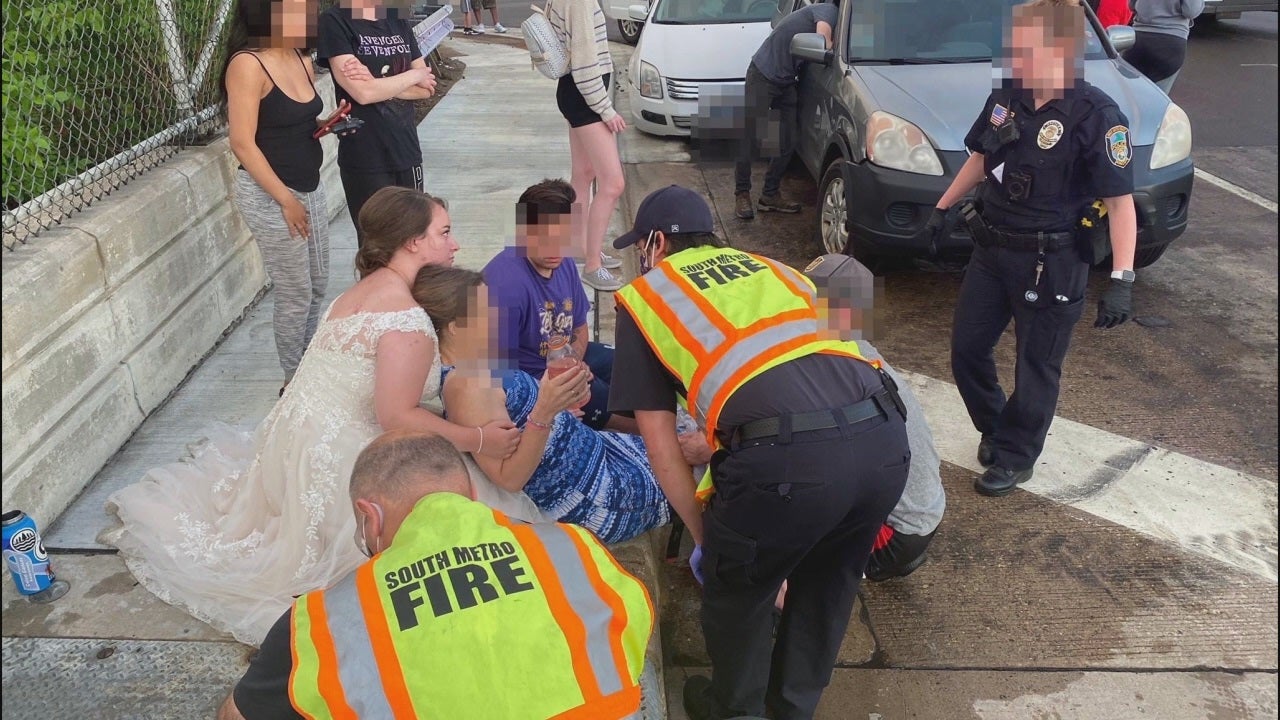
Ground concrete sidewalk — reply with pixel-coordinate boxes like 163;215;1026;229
2;38;660;718
4;36;1276;720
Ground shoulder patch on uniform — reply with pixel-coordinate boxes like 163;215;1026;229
1106;125;1131;168
990;104;1009;126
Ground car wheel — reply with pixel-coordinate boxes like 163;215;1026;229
817;160;850;255
618;19;643;44
1134;244;1169;269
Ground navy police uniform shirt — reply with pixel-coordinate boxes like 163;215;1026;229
963;82;1135;233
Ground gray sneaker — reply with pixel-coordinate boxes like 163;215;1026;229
600;252;623;269
582;267;623;292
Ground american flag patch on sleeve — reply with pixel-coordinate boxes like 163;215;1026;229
990;104;1009;126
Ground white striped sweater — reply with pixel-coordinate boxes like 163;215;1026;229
548;0;617;122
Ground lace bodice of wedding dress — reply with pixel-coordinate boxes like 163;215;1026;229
100;306;443;646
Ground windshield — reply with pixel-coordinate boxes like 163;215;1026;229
844;0;1107;63
652;0;777;25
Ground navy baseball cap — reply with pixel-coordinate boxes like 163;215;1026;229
612;185;715;250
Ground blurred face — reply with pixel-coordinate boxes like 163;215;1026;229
1008;16;1077;94
449;284;499;361
416;203;459;267
275;0;316;47
520;213;574;275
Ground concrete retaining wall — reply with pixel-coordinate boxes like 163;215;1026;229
1;74;347;529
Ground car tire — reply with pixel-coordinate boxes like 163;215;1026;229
618;19;643;44
817;159;851;255
1134;244;1169;269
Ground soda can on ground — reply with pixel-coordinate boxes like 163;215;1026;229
2;510;70;603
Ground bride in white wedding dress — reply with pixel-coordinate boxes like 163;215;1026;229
100;187;530;646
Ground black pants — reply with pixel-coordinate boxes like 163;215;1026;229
700;415;910;720
950;240;1088;471
1122;31;1188;85
735;64;797;198
339;165;424;247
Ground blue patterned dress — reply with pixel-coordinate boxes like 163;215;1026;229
443;367;671;544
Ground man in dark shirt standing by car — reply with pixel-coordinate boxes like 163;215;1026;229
735;1;837;220
919;0;1137;498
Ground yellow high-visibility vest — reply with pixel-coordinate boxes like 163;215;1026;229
615;246;879;500
288;493;654;720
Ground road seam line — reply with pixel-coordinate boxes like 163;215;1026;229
1194;167;1278;213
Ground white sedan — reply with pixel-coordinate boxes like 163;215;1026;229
625;0;777;137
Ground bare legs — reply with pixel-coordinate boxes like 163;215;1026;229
569;122;625;275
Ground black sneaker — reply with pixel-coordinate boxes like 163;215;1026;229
977;434;996;467
682;675;715;720
865;527;936;582
975;465;1033;497
757;193;802;213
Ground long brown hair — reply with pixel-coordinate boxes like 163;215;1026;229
354;187;449;278
411;265;485;336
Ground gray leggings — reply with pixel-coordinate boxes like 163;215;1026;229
233;170;330;381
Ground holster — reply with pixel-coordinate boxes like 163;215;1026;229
877;367;908;421
959;200;991;247
1076;199;1111;265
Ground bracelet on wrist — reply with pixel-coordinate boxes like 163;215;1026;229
475;426;484;455
526;417;552;431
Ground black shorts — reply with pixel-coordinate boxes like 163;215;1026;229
556;73;611;128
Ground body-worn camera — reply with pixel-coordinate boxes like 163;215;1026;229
1005;170;1032;202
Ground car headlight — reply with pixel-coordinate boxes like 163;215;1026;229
1150;101;1191;170
638;62;663;100
865;111;943;176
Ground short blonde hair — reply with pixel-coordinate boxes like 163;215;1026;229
1013;0;1086;46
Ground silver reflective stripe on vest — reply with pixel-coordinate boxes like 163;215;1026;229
696;317;819;424
641;269;726;352
768;260;817;301
526;523;625;697
323;572;396;718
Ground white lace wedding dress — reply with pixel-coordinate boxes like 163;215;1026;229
100;305;543;646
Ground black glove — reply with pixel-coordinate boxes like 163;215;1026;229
1095;278;1133;329
918;207;947;256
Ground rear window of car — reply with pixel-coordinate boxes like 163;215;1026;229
843;0;1107;63
653;0;778;24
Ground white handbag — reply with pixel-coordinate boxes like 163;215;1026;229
521;3;571;79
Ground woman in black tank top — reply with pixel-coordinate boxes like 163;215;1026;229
220;0;347;389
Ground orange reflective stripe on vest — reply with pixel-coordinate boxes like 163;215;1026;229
288;494;652;720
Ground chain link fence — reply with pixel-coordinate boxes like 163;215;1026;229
2;0;234;249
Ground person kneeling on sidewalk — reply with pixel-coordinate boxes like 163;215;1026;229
217;430;653;720
804;253;946;581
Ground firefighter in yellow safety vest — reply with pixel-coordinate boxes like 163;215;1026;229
606;186;912;720
217;430;654;720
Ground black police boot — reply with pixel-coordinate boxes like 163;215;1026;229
865;527;936;582
975;465;1033;497
977;434;996;467
682;675;716;720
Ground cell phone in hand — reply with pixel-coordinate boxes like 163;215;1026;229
325;116;364;137
313;101;355;139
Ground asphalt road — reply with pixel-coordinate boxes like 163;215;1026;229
672;12;1280;479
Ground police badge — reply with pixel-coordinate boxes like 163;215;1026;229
1037;120;1064;149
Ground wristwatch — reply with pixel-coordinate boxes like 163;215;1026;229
1110;269;1136;283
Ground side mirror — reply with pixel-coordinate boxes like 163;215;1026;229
1107;25;1136;53
791;32;832;65
628;4;649;21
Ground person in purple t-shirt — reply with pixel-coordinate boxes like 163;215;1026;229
483;179;638;433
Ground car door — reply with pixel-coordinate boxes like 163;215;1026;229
793;0;839;177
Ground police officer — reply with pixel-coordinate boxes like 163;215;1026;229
919;0;1137;498
608;185;910;720
217;431;653;720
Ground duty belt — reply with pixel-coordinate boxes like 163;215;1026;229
730;390;898;447
983;227;1076;252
